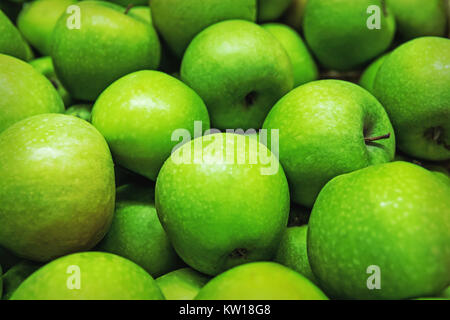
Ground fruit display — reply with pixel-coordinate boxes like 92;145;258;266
0;0;449;304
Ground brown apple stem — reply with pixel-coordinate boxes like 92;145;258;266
364;133;391;142
124;4;134;15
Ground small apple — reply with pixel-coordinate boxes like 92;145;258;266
359;53;389;94
373;37;450;161
257;0;292;22
0;9;33;61
97;183;183;278
91;70;210;180
263;80;395;207
65;104;93;122
308;161;450;299
0;54;64;134
10;252;164;300
51;0;161;101
150;0;256;57
1;260;41;300
195;262;328;300
156;133;290;275
181;20;293;130
0;114;115;262
156;268;210;300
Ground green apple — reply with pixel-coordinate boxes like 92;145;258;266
91;70;210;180
441;286;450;298
262;23;318;87
29;56;72;106
386;0;447;40
257;0;292;22
97;183;183;278
303;0;396;71
10;252;164;300
156;133;290;275
1;260;41;300
308;161;450;300
195;262;328;300
0;114;115;262
150;0;256;58
65;104;93;122
128;5;151;23
51;0;161;101
263;80;395;207
359;53;389;94
0;54;64;134
181;20;293;130
0;9;33;61
282;0;308;31
275;225;317;284
156;268;210;300
17;0;78;56
373;37;450;161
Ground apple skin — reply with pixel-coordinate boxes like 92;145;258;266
97;183;184;278
308;161;450;300
0;9;33;61
0;54;64;134
91;70;210;180
373;37;450;161
17;0;78;56
303;0;396;71
29;56;72;107
257;0;292;22
1;260;41;300
0;114;115;262
181;20;293;130
262;23;318;87
10;252;164;300
359;53;389;94
195;262;328;300
150;0;256;58
65;104;93;122
263;80;395;207
386;0;447;40
156;268;210;300
51;0;161;101
155;133;290;276
275;225;317;284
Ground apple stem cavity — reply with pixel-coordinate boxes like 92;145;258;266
364;133;391;143
124;4;134;15
230;248;248;259
244;91;258;108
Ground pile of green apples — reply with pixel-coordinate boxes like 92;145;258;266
0;0;449;301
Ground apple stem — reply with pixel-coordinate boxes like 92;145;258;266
124;4;134;15
364;133;391;143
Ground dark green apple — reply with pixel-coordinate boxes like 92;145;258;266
308;161;450;299
65;104;93;122
0;54;64;134
181;20;293;130
10;252;164;300
359;53;389;94
51;0;161;101
91;70;210;180
156;268;210;300
0;9;33;61
1;260;40;300
0;114;115;262
150;0;256;57
373;37;450;161
257;0;291;22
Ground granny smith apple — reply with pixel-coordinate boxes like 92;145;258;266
263;80;395;207
0;9;33;61
128;5;151;23
97;183;183;278
1;260;40;300
386;0;447;40
275;225;317;284
91;70;210;180
195;262;328;300
10;252;164;300
17;0;78;56
150;0;256;57
257;0;292;22
65;104;93;122
156;133;290;275
51;0;161;101
29;56;72;106
373;37;450;161
262;23;318;87
308;161;450;299
156;268;210;300
282;0;308;31
0;54;64;133
0;114;115;262
359;53;389;94
303;0;396;71
181;20;293;130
